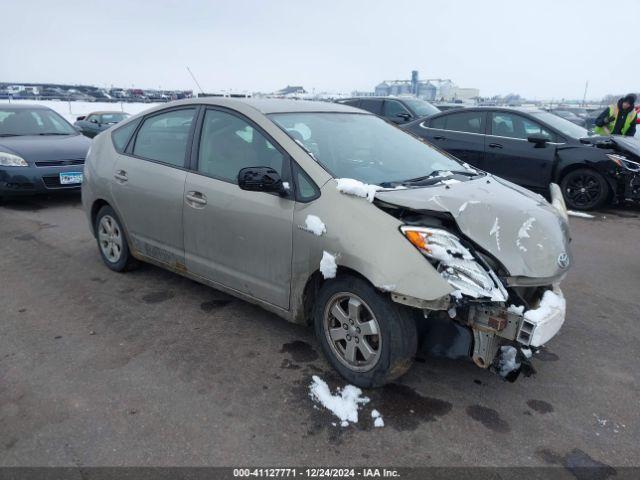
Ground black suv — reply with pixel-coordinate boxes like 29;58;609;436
336;97;440;125
403;106;640;210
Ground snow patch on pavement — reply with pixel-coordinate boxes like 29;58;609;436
304;215;326;236
498;346;521;377
320;251;337;279
568;210;595;219
309;376;370;427
371;409;384;428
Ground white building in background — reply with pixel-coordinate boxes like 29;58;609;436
372;71;479;102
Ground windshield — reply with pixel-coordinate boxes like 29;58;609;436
270;113;468;185
531;111;590;138
0;108;77;136
100;113;129;123
402;99;440;117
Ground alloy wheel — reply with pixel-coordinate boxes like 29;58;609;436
323;292;382;372
564;173;602;209
98;215;123;263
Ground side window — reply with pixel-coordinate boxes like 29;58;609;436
383;100;410;118
197;109;286;183
429;115;446;129
132;108;195;166
442;111;483;134
522;118;556;141
359;99;382;115
112;119;141;153
491;113;555;141
292;162;320;202
86;114;98;123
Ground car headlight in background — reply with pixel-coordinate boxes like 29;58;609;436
0;152;28;167
607;154;640;172
400;226;508;302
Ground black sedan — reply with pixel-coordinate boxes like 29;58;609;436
336;96;440;125
0;104;91;200
74;111;129;138
403;106;640;210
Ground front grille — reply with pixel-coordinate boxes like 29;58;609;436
42;176;80;189
35;159;84;167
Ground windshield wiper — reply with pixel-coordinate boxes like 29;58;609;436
37;132;72;136
0;133;23;137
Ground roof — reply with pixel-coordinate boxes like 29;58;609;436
159;97;365;115
0;103;51;110
439;106;545;114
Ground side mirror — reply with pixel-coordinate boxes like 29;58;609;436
527;133;550;147
76;116;86;121
238;166;286;195
394;112;412;123
90;118;99;124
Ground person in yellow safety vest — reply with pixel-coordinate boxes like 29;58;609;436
593;93;637;136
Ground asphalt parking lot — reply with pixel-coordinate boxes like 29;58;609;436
1;194;638;472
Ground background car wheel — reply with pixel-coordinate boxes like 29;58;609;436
313;275;417;388
560;168;609;211
94;205;138;272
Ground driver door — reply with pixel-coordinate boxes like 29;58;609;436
183;108;294;308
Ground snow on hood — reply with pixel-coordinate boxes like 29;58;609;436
610;135;640;158
376;176;571;279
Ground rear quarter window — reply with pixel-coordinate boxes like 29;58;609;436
112;118;141;153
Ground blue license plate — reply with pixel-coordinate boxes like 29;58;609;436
59;172;83;185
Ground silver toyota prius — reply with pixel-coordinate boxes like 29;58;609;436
82;98;572;387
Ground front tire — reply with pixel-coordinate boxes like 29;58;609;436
560;168;610;210
313;275;417;388
94;205;138;272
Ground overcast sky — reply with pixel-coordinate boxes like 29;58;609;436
3;0;639;99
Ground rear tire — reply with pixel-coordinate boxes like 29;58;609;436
94;205;138;272
313;275;417;388
560;168;610;211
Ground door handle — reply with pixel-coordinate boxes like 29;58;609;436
185;191;207;207
433;135;447;140
114;170;128;182
488;143;503;149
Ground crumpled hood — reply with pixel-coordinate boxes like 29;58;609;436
610;136;640;159
376;176;572;280
0;134;91;162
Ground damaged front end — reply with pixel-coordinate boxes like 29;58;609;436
375;179;572;379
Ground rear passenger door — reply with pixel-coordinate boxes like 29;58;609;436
182;108;294;309
111;107;197;267
418;110;486;167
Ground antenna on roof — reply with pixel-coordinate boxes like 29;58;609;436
186;66;205;95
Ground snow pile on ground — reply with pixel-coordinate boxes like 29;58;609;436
304;214;326;236
309;376;370;427
0;99;160;124
371;409;384;428
498;346;521;377
320;251;337;279
336;178;382;202
568;210;595;219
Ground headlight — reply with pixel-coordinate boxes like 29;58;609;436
401;226;508;302
0;152;28;167
607;154;640;172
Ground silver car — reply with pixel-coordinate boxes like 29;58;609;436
82;98;572;387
